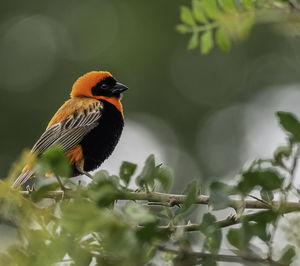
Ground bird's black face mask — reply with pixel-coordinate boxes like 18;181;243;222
92;77;128;98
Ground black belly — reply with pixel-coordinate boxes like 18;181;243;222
80;99;124;172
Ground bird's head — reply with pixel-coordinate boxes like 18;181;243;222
70;71;128;99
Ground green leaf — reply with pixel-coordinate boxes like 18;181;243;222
155;166;173;192
209;182;236;210
227;227;251;250
176;24;190;34
238;170;283;194
241;211;278;243
34;145;71;177
219;0;237;12
88;170;122;207
136;155;156;188
188;31;199;50
180;6;196;26
277;112;300;142
249;222;270;242
202;0;220;19
260;189;274;203
216;28;231;52
242;0;254;10
240;14;254;35
202;256;217;266
280;245;296;264
181;179;200;213
31;182;60;202
125;202;157;225
227;228;242;249
119;161;137;186
273;146;292;165
199;213;222;252
192;0;207;23
250;210;278;224
201;30;214;54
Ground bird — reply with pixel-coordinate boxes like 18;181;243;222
12;71;128;188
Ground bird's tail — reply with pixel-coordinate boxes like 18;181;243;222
12;170;34;188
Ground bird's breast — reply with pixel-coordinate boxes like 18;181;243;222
80;99;124;172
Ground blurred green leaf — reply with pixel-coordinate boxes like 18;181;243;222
201;30;214;54
273;146;292;165
260;188;274;203
277;112;300;142
188;31;199;50
249;222;270;242
227;229;239;248
202;256;217;266
209;182;236;210
202;0;220;19
180;6;196;26
88;170;122;207
181;179;200;213
176;24;190;34
119;161;137;186
280;245;296;264
199;213;222;252
250;209;278;224
125;202;157;225
239;14;254;35
219;0;237;12
30;182;60;202
228;209;279;250
34;145;71;177
216;28;231;52
238;170;283;194
242;0;254;10
155;166;173;192
227;228;247;250
136;155;156;188
192;0;207;23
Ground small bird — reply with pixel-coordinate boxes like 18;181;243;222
12;71;128;188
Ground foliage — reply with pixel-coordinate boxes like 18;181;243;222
177;0;300;54
2;111;300;265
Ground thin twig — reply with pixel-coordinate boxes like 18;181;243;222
247;194;272;208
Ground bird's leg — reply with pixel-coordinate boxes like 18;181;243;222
75;164;93;179
55;175;69;191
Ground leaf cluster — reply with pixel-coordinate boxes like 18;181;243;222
177;0;294;54
1;111;300;265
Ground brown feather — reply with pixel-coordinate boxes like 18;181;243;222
47;97;101;129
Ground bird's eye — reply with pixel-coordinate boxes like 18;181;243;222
101;83;109;89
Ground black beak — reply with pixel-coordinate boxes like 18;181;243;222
112;82;128;93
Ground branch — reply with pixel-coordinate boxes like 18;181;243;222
19;190;300;231
154;209;285;232
20;190;300;212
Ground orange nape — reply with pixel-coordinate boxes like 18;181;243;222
71;71;112;98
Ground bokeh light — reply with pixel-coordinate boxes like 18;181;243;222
0;15;58;91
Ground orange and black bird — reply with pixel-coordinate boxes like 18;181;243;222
12;71;128;188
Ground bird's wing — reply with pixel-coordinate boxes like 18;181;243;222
12;98;102;188
31;107;101;154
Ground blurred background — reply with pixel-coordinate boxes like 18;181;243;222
3;1;300;264
1;0;300;193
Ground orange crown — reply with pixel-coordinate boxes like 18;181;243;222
70;71;112;98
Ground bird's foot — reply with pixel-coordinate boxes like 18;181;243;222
75;165;93;179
